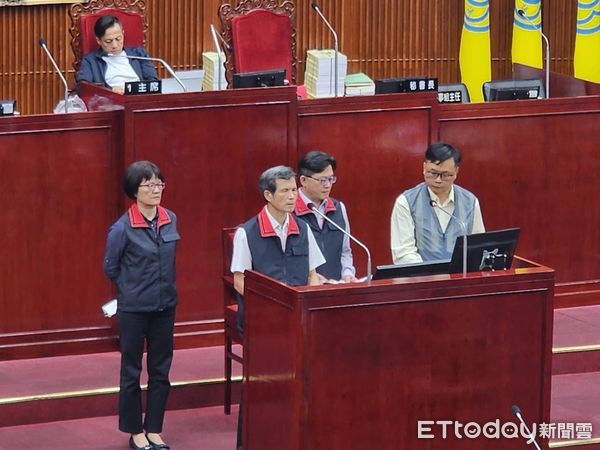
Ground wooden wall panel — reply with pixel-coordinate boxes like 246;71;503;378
0;1;582;112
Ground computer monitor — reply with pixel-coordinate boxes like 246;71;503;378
232;69;286;89
482;79;545;101
448;227;521;273
372;259;450;280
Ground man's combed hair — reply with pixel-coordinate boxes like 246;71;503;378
94;14;122;39
259;165;296;194
123;160;164;199
425;142;462;166
298;150;337;176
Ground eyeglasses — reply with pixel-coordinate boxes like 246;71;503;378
308;175;337;187
139;182;166;191
424;170;456;181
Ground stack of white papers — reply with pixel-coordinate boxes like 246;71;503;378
202;52;227;91
304;49;347;98
345;72;375;96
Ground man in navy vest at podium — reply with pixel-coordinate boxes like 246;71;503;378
231;165;325;333
294;150;357;283
230;165;324;450
390;142;485;264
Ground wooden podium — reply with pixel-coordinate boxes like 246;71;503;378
242;257;554;450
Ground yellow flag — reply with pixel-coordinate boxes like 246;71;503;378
512;0;543;68
574;0;600;83
459;0;492;102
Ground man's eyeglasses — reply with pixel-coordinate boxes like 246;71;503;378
424;170;455;181
139;182;166;191
308;175;337;187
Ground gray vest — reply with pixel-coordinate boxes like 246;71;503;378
404;182;476;261
294;198;345;280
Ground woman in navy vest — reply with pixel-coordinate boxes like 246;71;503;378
104;161;179;450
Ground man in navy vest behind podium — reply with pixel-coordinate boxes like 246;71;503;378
390;142;485;264
230;165;324;450
294;150;357;282
231;165;325;334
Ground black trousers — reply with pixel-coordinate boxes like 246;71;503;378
117;307;176;434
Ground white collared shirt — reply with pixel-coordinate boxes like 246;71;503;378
231;206;325;275
103;50;140;89
390;185;485;265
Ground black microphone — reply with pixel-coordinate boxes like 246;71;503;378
511;404;543;450
517;9;550;98
106;53;187;92
39;37;70;113
310;0;341;97
430;199;468;276
307;202;371;281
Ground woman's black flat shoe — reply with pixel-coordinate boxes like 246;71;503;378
129;436;153;450
146;435;170;450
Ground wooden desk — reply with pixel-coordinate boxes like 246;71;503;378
243;258;554;450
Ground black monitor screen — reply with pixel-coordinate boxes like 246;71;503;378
483;79;545;101
372;259;450;280
448;227;521;274
489;86;539;101
232;69;286;89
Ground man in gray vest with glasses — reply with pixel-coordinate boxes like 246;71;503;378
390;142;485;265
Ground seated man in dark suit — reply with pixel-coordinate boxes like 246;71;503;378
77;14;158;94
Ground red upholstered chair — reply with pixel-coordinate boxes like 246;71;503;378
218;0;297;87
69;0;148;73
223;227;242;415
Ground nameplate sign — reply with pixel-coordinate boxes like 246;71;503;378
124;80;162;95
438;90;464;103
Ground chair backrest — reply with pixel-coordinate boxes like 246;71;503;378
69;0;148;73
222;227;238;306
222;227;237;277
218;0;297;87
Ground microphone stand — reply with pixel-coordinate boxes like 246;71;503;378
518;9;550;98
511;405;543;450
309;204;371;281
311;1;340;97
430;200;468;277
39;38;69;113
108;53;187;92
210;24;226;91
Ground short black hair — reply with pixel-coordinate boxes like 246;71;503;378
298;150;337;176
94;14;122;39
424;142;462;166
123;160;164;199
259;166;296;195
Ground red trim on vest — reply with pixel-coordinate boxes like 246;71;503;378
257;207;300;238
294;195;337;216
128;204;172;231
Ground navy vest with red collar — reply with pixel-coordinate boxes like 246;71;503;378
294;196;345;280
242;208;310;286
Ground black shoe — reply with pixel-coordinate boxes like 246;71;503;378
129;436;153;450
146;434;170;450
